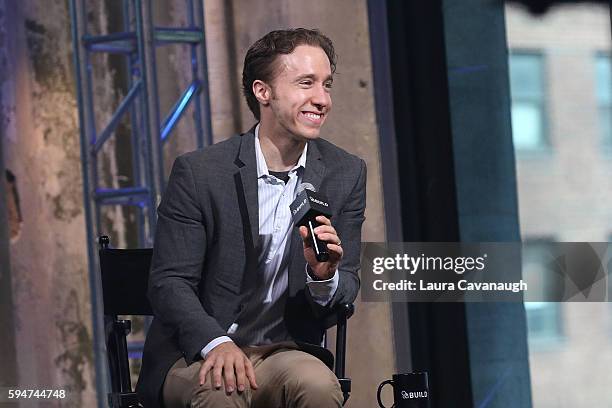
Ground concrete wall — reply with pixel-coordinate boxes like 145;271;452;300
0;86;19;402
0;0;97;405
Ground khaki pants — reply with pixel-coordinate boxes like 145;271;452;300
162;342;343;408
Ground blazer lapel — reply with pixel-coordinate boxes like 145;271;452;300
289;140;326;296
235;128;259;259
301;140;326;193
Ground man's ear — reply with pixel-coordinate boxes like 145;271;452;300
253;80;272;106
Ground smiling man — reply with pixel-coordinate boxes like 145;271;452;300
136;29;367;408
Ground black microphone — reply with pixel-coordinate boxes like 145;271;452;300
290;183;332;262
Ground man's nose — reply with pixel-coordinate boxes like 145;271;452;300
310;84;331;109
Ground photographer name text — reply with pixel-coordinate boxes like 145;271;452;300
373;279;528;293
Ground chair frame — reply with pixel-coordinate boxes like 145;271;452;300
98;235;353;407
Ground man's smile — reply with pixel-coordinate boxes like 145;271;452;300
300;111;325;125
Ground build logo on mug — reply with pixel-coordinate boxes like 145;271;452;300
377;372;430;408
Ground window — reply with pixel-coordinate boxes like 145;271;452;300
523;239;564;346
595;54;611;147
509;52;548;150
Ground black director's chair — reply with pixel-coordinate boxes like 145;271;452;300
98;235;354;407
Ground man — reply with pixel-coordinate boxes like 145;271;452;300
136;28;367;407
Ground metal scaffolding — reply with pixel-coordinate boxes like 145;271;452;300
70;1;213;406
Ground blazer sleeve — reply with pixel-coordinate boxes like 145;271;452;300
306;158;366;322
147;156;227;364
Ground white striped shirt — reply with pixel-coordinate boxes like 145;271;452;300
201;125;338;356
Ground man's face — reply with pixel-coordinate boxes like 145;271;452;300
263;45;333;141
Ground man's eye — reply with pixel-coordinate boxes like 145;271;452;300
325;82;333;89
300;81;313;86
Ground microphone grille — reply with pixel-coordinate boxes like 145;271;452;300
297;182;316;194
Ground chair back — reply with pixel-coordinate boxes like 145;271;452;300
98;236;152;407
99;246;154;316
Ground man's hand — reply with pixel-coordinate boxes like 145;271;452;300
299;215;343;280
198;342;258;394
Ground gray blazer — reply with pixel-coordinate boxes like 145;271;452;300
135;127;366;407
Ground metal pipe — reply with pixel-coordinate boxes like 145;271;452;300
95;187;149;200
69;1;109;406
135;0;159;239
161;81;201;143
89;42;136;55
123;0;147;248
83;31;136;45
92;81;142;154
143;0;165;196
335;311;347;378
195;0;213;147
188;0;204;149
154;27;203;43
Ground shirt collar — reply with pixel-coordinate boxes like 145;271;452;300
254;123;308;179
